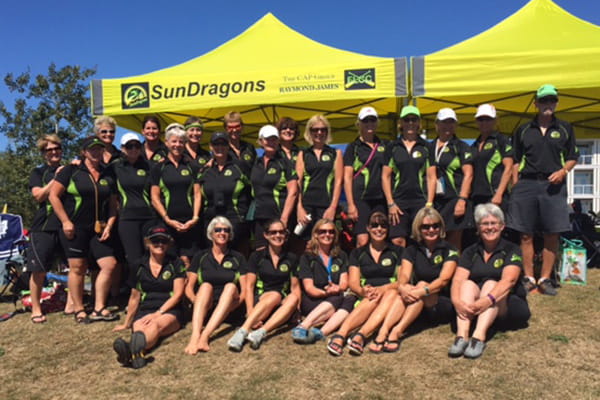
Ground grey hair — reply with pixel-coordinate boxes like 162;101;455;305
94;115;117;133
165;123;187;142
206;216;234;242
474;203;505;226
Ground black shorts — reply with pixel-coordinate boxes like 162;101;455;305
355;199;387;235
507;179;571;233
300;293;356;316
58;227;116;260
25;231;62;273
135;306;185;327
389;201;425;239
435;197;474;232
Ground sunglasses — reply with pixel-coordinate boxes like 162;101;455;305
214;227;231;233
124;142;142;150
317;229;336;235
150;237;170;245
45;146;62;153
100;129;116;134
369;222;388;229
310;127;328;134
476;117;494;122
267;229;287;235
361;116;378;123
538;97;558;104
402;117;419;123
420;223;441;231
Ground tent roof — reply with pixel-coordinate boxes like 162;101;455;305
91;13;406;143
411;0;600;138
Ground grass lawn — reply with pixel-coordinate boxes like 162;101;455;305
1;270;599;400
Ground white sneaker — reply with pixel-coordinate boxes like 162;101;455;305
247;328;267;350
227;328;248;352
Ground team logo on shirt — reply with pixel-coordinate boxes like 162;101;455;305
510;253;522;263
464;152;472;159
99;179;109;186
412;151;422;159
267;167;277;175
434;255;443;265
162;270;172;280
279;264;289;272
381;258;392;267
224;169;233;176
331;264;340;273
443;147;451;153
153;154;163;162
377;146;385;152
484;143;494;150
448;250;459;258
223;261;233;269
243;154;252;161
181;169;190;176
199;158;207;165
550;131;562;139
322;154;331;162
137;169;146;176
493;259;504;268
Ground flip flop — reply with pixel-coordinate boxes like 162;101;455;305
74;310;90;324
347;332;366;356
327;334;345;356
368;339;385;354
31;314;47;324
383;339;401;353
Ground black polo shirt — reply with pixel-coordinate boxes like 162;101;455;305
54;163;114;228
459;238;523;285
150;157;199;222
301;145;338;209
143;141;169;165
431;136;473;200
343;136;387;201
184;146;212;170
128;254;186;312
385;136;431;204
107;157;154;220
251;153;297;220
244;248;299;295
513;117;579;176
198;157;252;221
298;251;348;289
229;140;256;171
348;243;402;287
279;144;302;167
403;240;459;283
189;248;246;287
470;132;513;198
29;164;61;232
102;144;122;167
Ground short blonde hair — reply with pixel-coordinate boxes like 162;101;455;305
304;114;332;145
36;134;61;153
411;207;446;242
223;111;243;127
94;116;117;133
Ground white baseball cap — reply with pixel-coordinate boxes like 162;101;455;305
475;104;497;119
436;108;457;122
358;106;378;121
258;124;279;139
120;132;143;146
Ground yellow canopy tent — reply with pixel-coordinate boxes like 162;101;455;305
91;13;407;143
410;0;600;138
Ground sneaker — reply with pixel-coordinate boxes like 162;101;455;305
538;279;558;296
247;328;267;350
113;337;131;366
309;327;325;342
227;328;248;352
522;276;537;292
130;331;147;369
464;338;487;359
448;336;468;358
291;326;309;343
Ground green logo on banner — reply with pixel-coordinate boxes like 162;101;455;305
344;69;376;90
121;82;150;109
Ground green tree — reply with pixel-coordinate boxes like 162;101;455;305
0;63;96;226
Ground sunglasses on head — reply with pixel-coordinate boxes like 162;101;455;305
214;227;231;233
420;223;441;231
310;127;328;134
124;142;142;150
267;229;287;235
317;229;335;235
100;129;115;134
150;237;170;245
369;222;388;229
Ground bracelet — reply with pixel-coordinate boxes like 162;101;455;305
192;215;199;221
458;196;467;201
158;309;165;314
425;202;433;207
487;293;496;306
423;286;430;296
563;168;569;175
387;203;396;209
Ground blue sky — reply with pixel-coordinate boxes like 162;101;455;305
1;0;598;149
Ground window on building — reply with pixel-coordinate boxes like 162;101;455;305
573;170;593;195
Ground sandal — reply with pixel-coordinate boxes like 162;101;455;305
31;314;47;324
368;339;385;354
383;339;401;353
89;307;120;322
327;334;346;356
347;332;366;356
74;310;90;324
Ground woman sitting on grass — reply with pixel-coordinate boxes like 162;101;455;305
112;225;185;369
326;212;402;356
369;207;458;353
291;219;354;344
449;203;530;359
227;219;301;351
184;216;246;354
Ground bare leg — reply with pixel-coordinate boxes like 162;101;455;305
67;258;87;312
520;233;535;279
262;293;300;333
241;291;282;331
372;295;406;344
29;272;46;318
198;283;240;352
541;233;559;280
456;280;479;339
299;301;335;329
134;314;180;349
184;283;213;355
472;281;502;341
359;290;399;338
94;256;117;313
320;309;350;336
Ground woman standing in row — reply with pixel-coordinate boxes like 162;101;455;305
141;116;168;164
